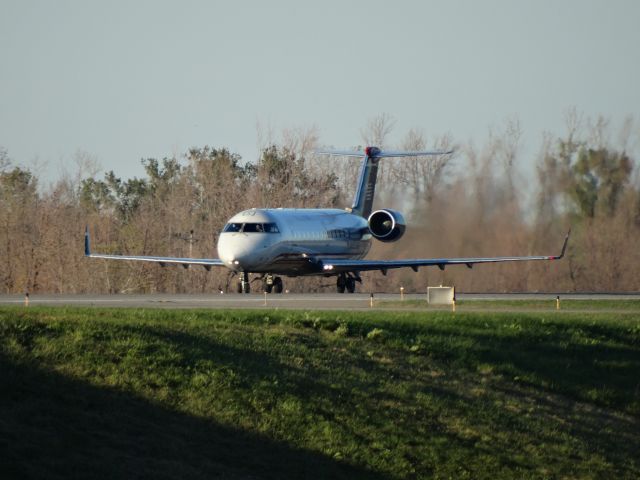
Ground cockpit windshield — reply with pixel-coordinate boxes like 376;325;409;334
223;223;242;233
242;223;264;233
223;222;280;233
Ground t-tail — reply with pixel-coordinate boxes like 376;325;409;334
316;146;453;217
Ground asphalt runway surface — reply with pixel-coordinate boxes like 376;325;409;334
1;293;638;310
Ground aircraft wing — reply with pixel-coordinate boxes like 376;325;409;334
84;228;225;270
320;231;570;274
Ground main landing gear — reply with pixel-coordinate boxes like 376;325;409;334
336;273;358;294
262;274;283;294
236;273;284;294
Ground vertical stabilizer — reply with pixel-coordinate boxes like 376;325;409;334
351;147;381;218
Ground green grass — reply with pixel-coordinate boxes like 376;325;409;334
380;298;640;311
1;307;639;479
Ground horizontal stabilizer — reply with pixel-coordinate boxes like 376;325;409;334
316;146;453;217
372;149;454;157
316;147;453;158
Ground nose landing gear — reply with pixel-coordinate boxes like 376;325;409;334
237;272;251;294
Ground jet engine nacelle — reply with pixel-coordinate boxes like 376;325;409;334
368;209;406;242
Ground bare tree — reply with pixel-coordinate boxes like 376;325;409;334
0;147;10;172
360;113;396;147
1;113;638;295
392;129;456;207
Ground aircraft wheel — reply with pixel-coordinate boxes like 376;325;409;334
346;277;356;293
238;273;251;294
273;277;283;293
337;274;346;294
263;282;273;294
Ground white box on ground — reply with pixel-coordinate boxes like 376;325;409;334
427;286;455;305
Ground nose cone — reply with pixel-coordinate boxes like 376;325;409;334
217;233;259;270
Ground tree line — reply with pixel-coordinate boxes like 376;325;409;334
1;113;639;294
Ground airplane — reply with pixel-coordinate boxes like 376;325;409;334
85;146;570;294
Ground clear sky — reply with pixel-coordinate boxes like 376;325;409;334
1;0;639;182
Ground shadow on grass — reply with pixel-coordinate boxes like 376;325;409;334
401;317;640;413
106;321;640;478
0;351;386;480
2;311;639;479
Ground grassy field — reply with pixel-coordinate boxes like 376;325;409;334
379;298;640;312
1;307;639;479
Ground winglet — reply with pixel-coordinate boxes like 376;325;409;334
556;229;571;259
84;226;91;256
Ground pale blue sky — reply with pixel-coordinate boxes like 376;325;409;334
1;0;639;181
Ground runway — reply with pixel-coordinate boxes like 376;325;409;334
1;292;638;310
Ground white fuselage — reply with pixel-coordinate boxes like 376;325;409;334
217;208;371;275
